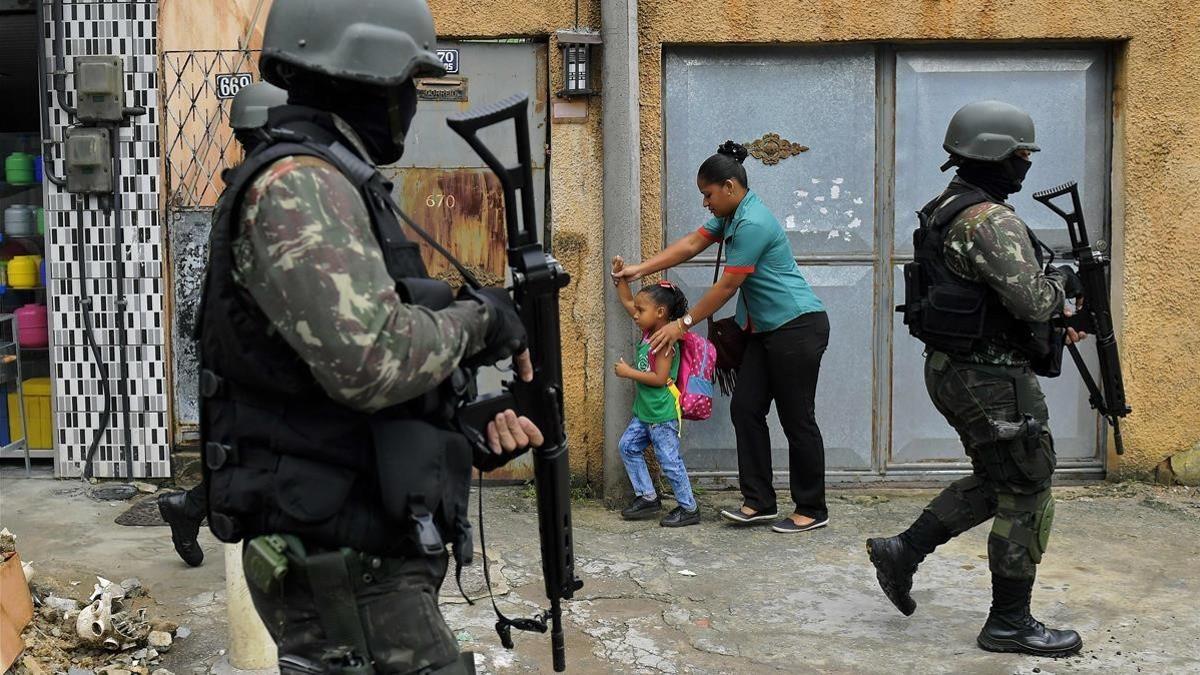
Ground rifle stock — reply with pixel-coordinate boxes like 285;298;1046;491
1033;181;1132;454
448;94;582;672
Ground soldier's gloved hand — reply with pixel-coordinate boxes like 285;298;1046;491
1050;265;1085;300
460;286;527;369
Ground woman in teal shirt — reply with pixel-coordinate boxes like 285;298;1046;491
614;141;831;534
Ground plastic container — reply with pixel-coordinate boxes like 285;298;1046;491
0;260;7;295
36;207;44;236
8;256;39;288
40;259;46;287
16;304;48;348
3;205;36;236
33;156;43;183
8;377;53;449
4;152;34;185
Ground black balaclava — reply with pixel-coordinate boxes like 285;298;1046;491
956;155;1033;201
289;79;419;165
234;129;266;154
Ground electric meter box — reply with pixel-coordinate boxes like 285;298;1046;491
64;127;113;194
74;55;124;122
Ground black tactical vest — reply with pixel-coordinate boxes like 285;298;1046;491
198;107;473;559
899;180;1053;364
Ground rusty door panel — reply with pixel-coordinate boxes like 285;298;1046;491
389;168;508;288
388;42;547;483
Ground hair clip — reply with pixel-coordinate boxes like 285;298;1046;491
658;280;675;288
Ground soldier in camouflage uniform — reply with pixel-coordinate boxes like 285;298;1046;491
158;81;289;569
196;1;540;673
868;101;1088;657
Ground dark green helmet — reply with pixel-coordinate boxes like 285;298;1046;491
943;100;1040;162
259;0;445;90
228;82;288;130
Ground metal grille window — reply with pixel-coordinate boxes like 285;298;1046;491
663;45;1113;480
161;50;260;209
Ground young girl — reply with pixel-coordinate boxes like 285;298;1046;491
611;256;700;527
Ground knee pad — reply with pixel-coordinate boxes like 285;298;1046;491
991;489;1053;565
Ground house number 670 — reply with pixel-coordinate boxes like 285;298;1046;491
425;194;456;208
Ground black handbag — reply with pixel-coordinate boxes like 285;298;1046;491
706;232;747;395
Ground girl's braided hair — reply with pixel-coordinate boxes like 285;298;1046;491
638;280;689;320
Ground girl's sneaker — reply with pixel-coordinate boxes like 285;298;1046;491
621;495;662;520
660;506;701;528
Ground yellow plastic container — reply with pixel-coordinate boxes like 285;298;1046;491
8;255;40;289
8;377;52;449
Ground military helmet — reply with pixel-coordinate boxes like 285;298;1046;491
228;82;288;130
259;0;445;90
943;100;1040;162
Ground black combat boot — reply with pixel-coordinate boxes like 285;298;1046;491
158;491;204;567
977;575;1083;657
866;511;950;616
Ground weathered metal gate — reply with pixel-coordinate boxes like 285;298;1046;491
384;40;548;287
663;45;1111;481
385;40;549;479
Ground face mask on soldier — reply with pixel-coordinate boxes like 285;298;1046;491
290;80;419;165
957;154;1033;200
343;82;419;165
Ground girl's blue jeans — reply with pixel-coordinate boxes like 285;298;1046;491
618;417;697;511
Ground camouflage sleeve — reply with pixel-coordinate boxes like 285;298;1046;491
232;155;490;413
958;205;1066;322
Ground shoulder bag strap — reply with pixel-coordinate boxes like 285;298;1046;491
708;218;747;321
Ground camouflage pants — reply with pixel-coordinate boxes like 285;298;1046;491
247;550;471;674
922;351;1057;580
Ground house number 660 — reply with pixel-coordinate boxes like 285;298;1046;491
425;194;456;208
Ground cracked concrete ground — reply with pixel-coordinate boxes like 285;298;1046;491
2;466;1198;674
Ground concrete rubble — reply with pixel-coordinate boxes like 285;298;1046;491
9;570;177;675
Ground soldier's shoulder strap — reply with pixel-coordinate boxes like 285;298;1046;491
928;186;998;231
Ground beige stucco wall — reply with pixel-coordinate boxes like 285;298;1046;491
160;0;270;51
635;0;1200;478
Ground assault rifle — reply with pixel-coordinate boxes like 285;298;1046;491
448;94;583;672
1033;182;1132;454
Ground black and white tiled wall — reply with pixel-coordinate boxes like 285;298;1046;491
43;0;169;478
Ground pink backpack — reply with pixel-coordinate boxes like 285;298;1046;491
675;332;717;421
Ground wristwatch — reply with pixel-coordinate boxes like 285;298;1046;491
681;314;694;330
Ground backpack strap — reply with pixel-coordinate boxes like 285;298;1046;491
666;378;683;435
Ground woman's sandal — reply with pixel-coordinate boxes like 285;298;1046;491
770;516;830;533
719;507;779;524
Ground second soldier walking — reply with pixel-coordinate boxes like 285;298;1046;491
872;100;1088;658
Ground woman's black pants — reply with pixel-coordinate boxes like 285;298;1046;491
731;311;830;521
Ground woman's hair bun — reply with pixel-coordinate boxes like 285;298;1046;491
717;140;749;165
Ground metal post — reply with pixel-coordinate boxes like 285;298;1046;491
600;0;641;506
222;544;277;673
